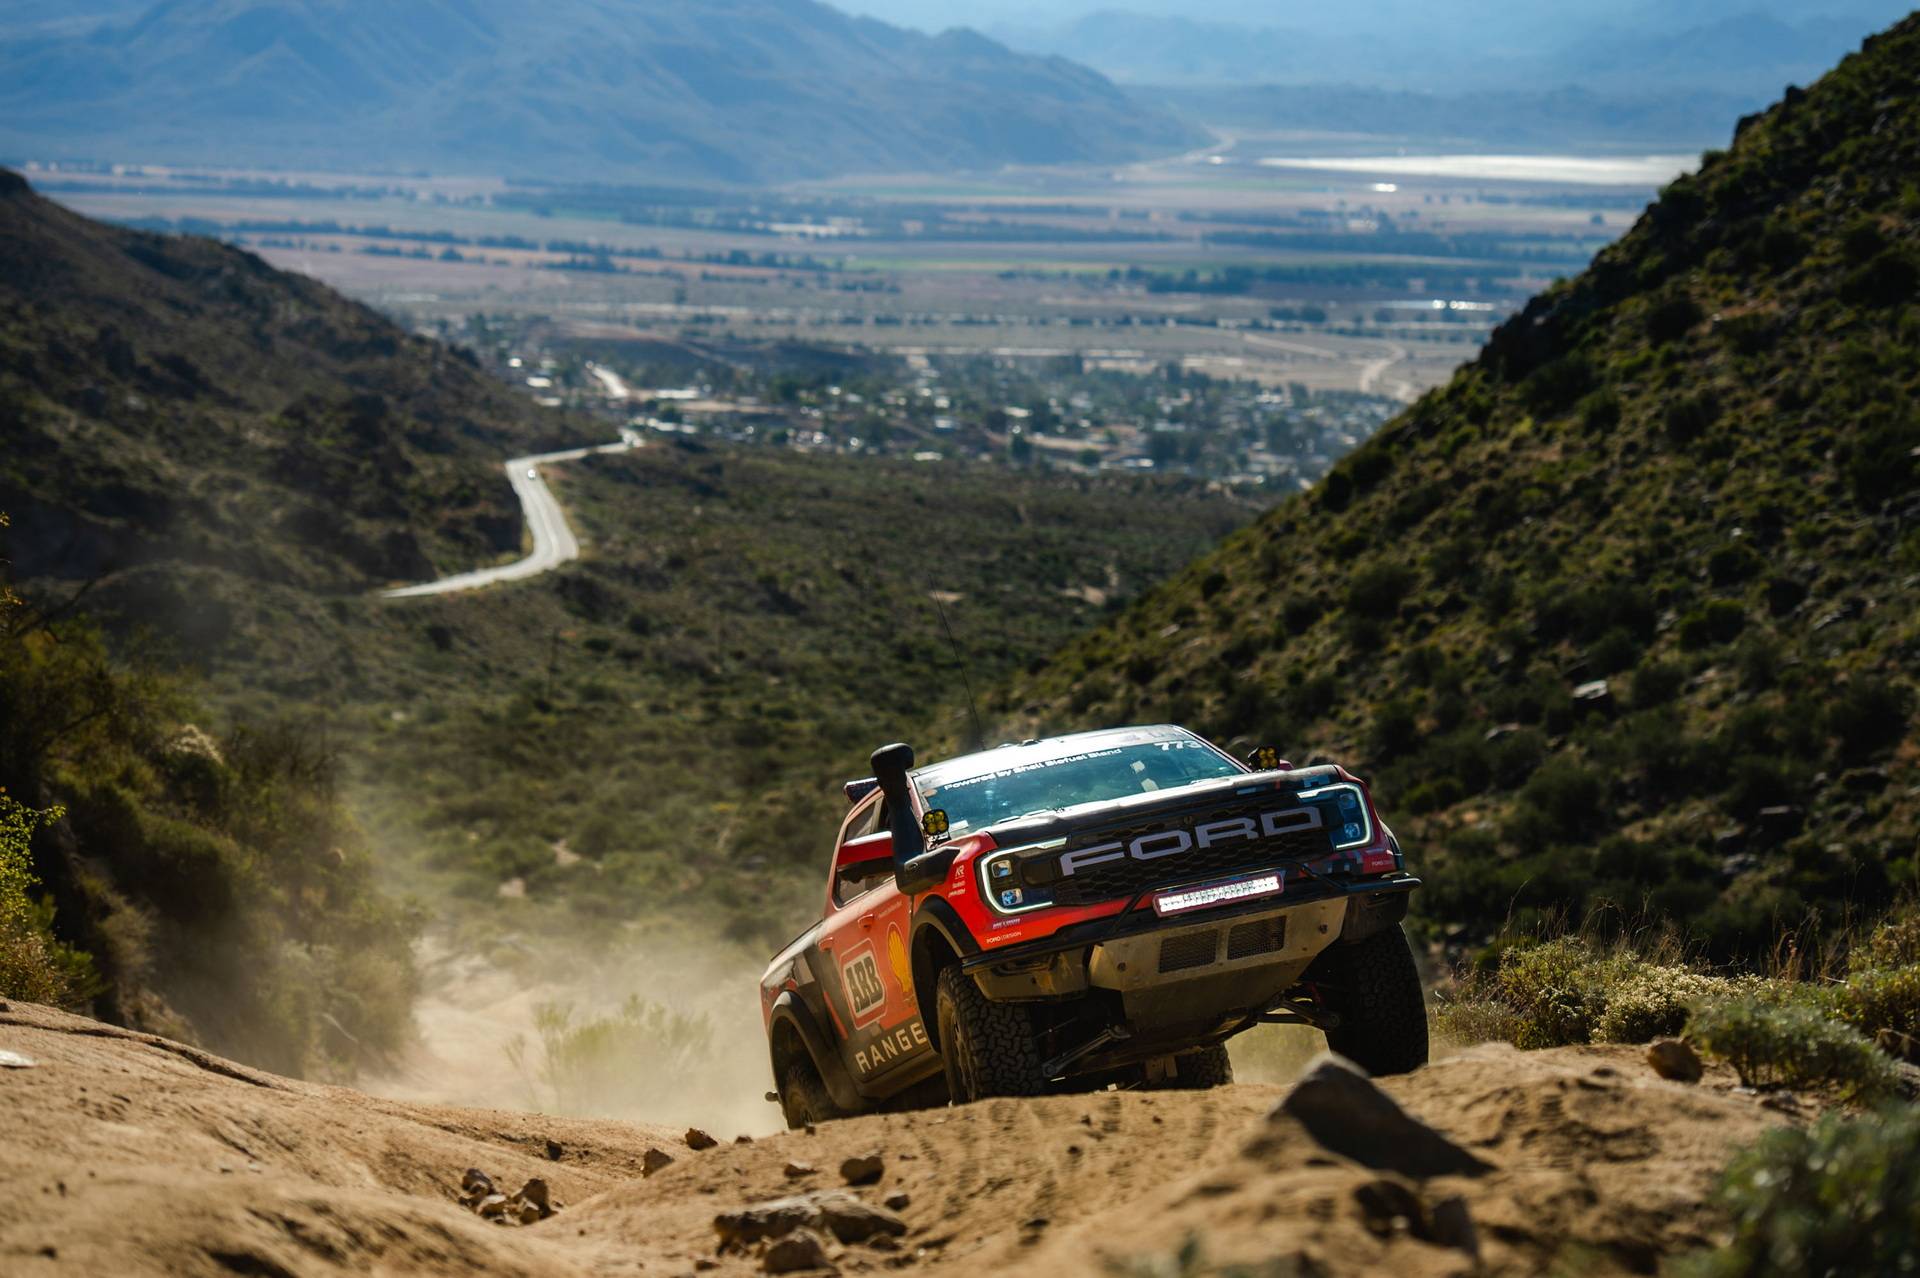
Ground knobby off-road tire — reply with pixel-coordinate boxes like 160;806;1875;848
779;1057;842;1130
935;965;1048;1103
1321;923;1429;1076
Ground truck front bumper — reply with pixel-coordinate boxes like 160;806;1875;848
962;873;1417;1055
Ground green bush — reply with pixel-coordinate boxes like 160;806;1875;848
1858;909;1920;969
1345;559;1415;620
1479;936;1740;1048
1676;1108;1920;1278
1825;676;1914;759
1490;938;1633;1048
1592;965;1738;1044
1831;966;1920;1063
1688;995;1899;1100
0;795;93;1005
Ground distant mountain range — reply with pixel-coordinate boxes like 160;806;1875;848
992;4;1916;97
0;0;1201;184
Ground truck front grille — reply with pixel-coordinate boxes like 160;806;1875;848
1050;819;1332;908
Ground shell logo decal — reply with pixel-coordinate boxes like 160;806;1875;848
887;924;912;996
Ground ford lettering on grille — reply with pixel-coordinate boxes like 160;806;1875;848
1058;805;1324;877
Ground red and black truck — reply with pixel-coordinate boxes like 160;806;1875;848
759;724;1425;1126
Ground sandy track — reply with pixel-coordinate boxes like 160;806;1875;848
0;1002;1787;1277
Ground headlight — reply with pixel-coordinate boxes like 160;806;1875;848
1297;782;1374;850
978;839;1066;915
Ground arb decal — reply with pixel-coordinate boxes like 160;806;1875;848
840;944;886;1024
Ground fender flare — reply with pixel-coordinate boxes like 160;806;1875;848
767;990;864;1114
909;897;980;1050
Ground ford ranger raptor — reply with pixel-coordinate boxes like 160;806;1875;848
759;725;1425;1127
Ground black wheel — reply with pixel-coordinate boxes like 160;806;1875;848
934;965;1047;1103
1134;1043;1235;1090
778;1056;842;1130
1319;924;1429;1076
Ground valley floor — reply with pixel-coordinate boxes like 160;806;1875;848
0;1001;1786;1277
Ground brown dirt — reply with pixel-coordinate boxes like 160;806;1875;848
0;1002;1789;1277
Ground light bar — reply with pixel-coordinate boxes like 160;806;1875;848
1154;873;1283;917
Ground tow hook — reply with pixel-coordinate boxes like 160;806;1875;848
1042;1024;1132;1078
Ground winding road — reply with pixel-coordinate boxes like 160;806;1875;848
381;436;639;600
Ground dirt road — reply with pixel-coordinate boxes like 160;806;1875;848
0;1001;1785;1277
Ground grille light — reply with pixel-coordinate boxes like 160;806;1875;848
1154;873;1283;917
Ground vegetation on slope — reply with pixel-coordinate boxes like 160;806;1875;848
0;167;569;597
339;443;1256;941
996;18;1920;959
0;513;415;1076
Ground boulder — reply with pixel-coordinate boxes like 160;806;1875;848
517;1178;553;1217
686;1127;719;1151
1352;1178;1478;1257
1647;1039;1704;1083
763;1228;833;1274
715;1191;906;1252
1272;1054;1492;1179
783;1160;816;1179
643;1147;675;1176
839;1153;884;1186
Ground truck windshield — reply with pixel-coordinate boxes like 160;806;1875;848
916;737;1241;835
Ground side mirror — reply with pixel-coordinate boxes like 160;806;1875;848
832;830;896;905
835;829;894;873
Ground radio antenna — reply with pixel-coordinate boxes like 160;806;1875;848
934;594;986;751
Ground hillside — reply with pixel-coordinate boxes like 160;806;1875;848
996;18;1920;958
0;167;569;597
0;0;1201;184
0;999;1787;1277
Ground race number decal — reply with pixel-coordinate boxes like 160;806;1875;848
841;945;886;1024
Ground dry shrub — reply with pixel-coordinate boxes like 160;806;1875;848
1687;996;1898;1101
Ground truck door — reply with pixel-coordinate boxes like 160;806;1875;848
818;795;934;1093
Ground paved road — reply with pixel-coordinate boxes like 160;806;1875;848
381;438;638;600
587;362;633;401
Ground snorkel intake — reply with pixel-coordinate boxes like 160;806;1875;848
871;742;951;894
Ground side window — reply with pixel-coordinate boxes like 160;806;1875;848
839;795;883;847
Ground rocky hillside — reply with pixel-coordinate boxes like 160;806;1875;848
0;168;568;597
995;17;1920;958
0;0;1200;183
0;999;1785;1277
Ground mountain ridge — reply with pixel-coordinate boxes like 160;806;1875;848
0;0;1202;184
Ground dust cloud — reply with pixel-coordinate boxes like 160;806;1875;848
365;924;787;1138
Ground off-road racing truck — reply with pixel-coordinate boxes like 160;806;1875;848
759;725;1425;1127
